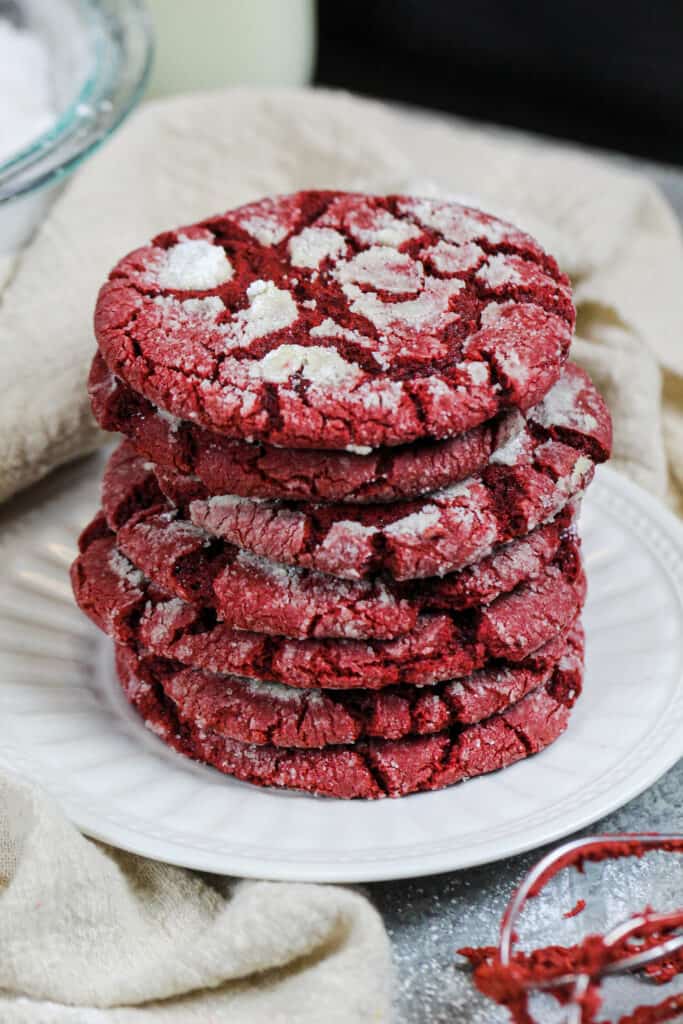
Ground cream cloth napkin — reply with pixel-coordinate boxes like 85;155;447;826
1;87;683;1022
0;772;390;1023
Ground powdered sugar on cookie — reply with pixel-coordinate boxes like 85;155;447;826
153;238;234;290
251;344;362;386
288;227;347;268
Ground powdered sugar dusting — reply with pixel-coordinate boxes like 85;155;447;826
229;279;297;344
309;318;374;348
462;361;489;386
154;239;234;290
422;240;485;275
154;405;182;433
533;371;599;433
489;411;528;466
108;549;144;588
245;678;307;702
251;344;362;387
476;254;523;289
496;347;529;388
384;505;442;537
288;227;347;268
335;247;424;293
342;276;464;338
398;197;508;246
342;202;423;247
238;215;289;246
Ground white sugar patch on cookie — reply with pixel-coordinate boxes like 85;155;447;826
489;411;528;466
476;254;523;288
422;240;484;275
567;456;593;490
533;372;599;433
232;280;298;344
384;504;442;537
244;677;307;702
309;317;373;346
154;239;234;290
461;361;489;386
354;379;404;414
232;194;307;246
251;343;362;386
202;493;266;509
153;294;224;318
316;520;378;572
335;247;423;293
342;203;423;247
235;549;301;584
238;214;290;246
494;347;529;389
108;549;144;588
154;404;183;434
288;227;347;268
397;197;508;246
342;276;464;336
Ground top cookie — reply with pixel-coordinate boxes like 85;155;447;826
94;191;574;450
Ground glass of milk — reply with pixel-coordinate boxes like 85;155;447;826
145;0;316;97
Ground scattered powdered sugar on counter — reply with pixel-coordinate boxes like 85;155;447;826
0;18;54;164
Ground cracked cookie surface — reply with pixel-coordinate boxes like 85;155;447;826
115;639;582;798
94;191;575;450
90;352;500;504
177;363;610;580
71;518;585;689
116;623;583;749
101;441;577;640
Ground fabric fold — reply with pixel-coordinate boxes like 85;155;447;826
0;772;390;1023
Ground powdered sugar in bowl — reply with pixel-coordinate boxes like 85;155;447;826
0;0;152;261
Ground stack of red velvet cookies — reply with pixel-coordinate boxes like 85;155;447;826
71;191;612;799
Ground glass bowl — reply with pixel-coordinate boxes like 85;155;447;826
0;0;153;256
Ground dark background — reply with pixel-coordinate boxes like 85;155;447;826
315;0;683;166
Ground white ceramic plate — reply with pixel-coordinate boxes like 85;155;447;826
0;455;681;882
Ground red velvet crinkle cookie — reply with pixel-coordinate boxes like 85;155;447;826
101;441;577;640
115;622;583;749
180;363;610;580
71;520;585;689
116;503;580;641
90;352;500;504
115;641;583;799
93;191;575;450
